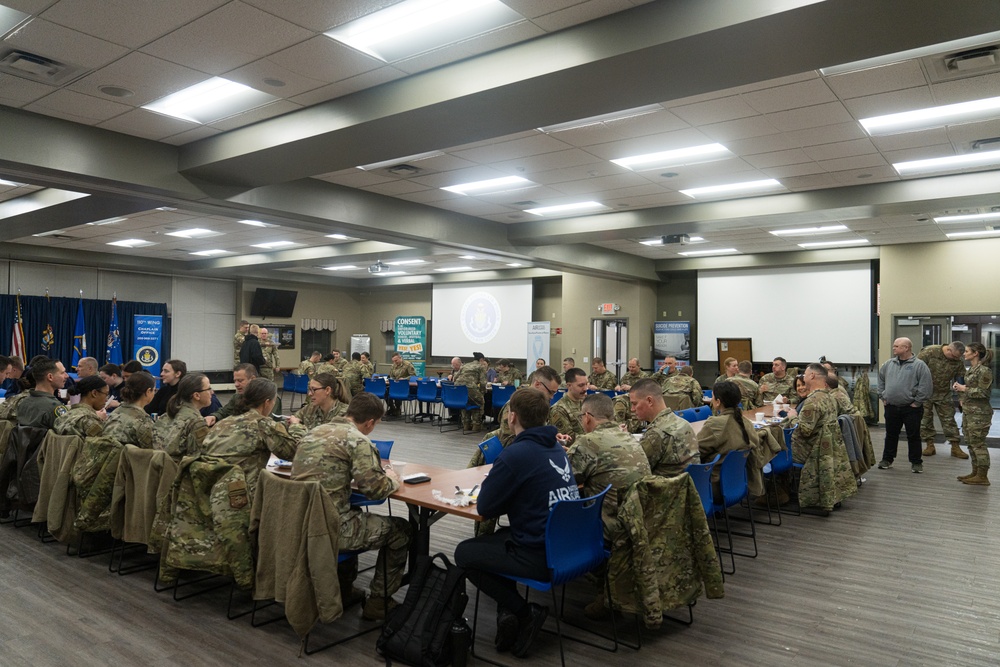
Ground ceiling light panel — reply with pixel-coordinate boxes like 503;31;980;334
537;104;664;133
386;259;426;266
441;176;532;195
860;96;1000;135
770;225;849;236
434;266;473;272
325;0;523;62
86;217;127;226
357;151;444;171
678;248;739;256
251;241;298;249
893;149;1000;174
797;239;869;248
372;270;407;276
945;229;1000;239
108;239;156;248
323;265;360;271
933;212;1000;224
0;6;30;38
166;228;221;238
238;219;276;228
525;201;611;216
190;249;230;256
611;143;732;171
143;77;279;124
0;178;26;187
679;179;784;199
820;30;1000;75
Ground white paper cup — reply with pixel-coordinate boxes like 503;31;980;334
389;461;406;477
755;412;765;422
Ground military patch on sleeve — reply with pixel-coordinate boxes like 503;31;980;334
55;405;69;418
228;480;249;509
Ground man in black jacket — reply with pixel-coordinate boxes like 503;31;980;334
239;324;266;374
455;388;580;658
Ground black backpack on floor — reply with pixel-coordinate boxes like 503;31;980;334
376;553;469;666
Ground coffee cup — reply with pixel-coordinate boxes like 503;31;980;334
755;412;765;422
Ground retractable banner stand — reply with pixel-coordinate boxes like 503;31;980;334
654;321;690;370
133;315;163;378
527;321;550;368
395;316;426;377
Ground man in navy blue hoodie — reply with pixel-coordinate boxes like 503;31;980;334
455;388;580;658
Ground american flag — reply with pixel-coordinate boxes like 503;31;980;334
11;292;26;363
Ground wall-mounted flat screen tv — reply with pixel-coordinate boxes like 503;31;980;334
249;288;298;318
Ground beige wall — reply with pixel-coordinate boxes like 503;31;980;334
878;237;1000;363
561;273;658;371
532;278;562;367
357;286;431;365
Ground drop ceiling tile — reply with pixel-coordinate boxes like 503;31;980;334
40;0;226;49
450;133;573;163
829;165;899;186
782;121;869;147
314;170;396;188
930;71;1000;105
823;59;927;99
880;144;955;164
96;108;198;140
765;101;854;132
141;2;314;75
224;57;328;99
870;128;950;152
288;66;407;106
728;71;820;95
816;153;887;172
490;148;602;175
760;162;828;178
428;198;513;217
393;188;464;205
528;160;626;185
698;115;781;142
603;109;690;137
243;0;400;31
528;0;634;32
503;0;589;19
743;148;813;169
670;95;760;126
946;117;1000;145
0;72;57;106
267;35;384;85
741;78;838;114
802;137;878;161
548;172;650;196
843;86;935;118
207;99;301;131
726;131;803;156
602;191;690;208
2;17;129;69
582;127;714;160
539;124;633;148
67;51;207;107
25;88;131;123
160;125;222;145
393;21;545;75
477;184;568;204
447;131;538;152
361;180;432;196
781;173;843;190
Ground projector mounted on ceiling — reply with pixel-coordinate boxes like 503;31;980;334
369;260;387;274
664;234;691;245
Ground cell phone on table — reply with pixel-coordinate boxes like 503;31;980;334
403;474;431;484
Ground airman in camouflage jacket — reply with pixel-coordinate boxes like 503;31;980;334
54;402;105;439
640;408;698;477
154;403;210;461
103;403;154;448
202;410;298;497
792;389;857;511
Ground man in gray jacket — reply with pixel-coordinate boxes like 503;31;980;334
877;337;933;473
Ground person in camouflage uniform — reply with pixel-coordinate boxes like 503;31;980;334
630;378;698;476
385;352;416;416
917;342;967;459
0;389;31;424
730;361;763;409
233;320;249;367
616;357;647;391
288;372;350;435
496;359;524;387
792;364;857;514
954;343;993;486
471;367;561;467
258;328;281;381
291;393;410;620
821;361;850;392
587;357;617;391
697;381;758;501
54;375;108;438
452;354;488;432
663;365;703;409
315;353;340;378
202;378;298;498
652;356;678;390
852;368;874;420
103;371;156;448
715;357;738;385
154;373;212;461
330;350;349;374
341;353;366;397
613;393;646;434
758;356;795;403
359;351;375;378
73;434;124;532
549;368;589;444
826;374;858;416
297;351;322;378
17;358;69;430
210;364;282;426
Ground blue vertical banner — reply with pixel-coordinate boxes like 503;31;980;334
133;314;163;377
72;298;87;369
653;321;691;370
106;296;123;365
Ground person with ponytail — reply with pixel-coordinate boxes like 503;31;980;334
145;359;186;416
697;381;759;501
201;378;297;496
53;375;109;438
287;372;350;433
104;371;156;448
153;373;212;461
953;343;994;486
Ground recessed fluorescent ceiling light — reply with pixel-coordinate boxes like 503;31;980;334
678;248;739;257
945;229;1000;239
238;219;276;228
820;31;1000;76
323;264;360;271
0;178;25;187
373;270;406;276
326;233;350;239
156;206;177;211
770;225;848;236
611;143;731;171
251;241;297;249
798;239;869;248
190;249;230;256
357;150;444;171
143;77;279;124
434;266;473;272
86;216;127;226
32;229;64;237
108;239;156;248
506;262;523;267
933;212;1000;224
166;228;220;238
525;201;610;216
386;259;426;266
860;96;1000;135
324;0;523;62
537;104;663;133
893;149;1000;174
459;255;477;260
441;176;532;195
0;6;30;37
640;236;704;245
680;179;783;198
0;189;89;220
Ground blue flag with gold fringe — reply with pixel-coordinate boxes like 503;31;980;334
106;296;122;365
72;298;87;369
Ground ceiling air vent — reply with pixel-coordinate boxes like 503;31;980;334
945;47;998;72
0;49;87;84
927;44;1000;82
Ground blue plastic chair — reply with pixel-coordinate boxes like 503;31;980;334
550;390;564;406
471;485;615;667
711;449;757;574
679;408;698;423
703;389;713;399
685;455;724;577
363;377;386;398
491;385;515;423
281;373;296;406
388;379;416;421
693;405;712;421
440;384;472;433
477;435;503;465
289;374;309;412
760;426;797;524
599;390;616;399
414;380;442;424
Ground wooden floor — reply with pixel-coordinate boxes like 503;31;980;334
2;415;998;666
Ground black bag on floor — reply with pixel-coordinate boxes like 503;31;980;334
376;553;469;666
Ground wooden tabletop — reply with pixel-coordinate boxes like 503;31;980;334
391;463;490;522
